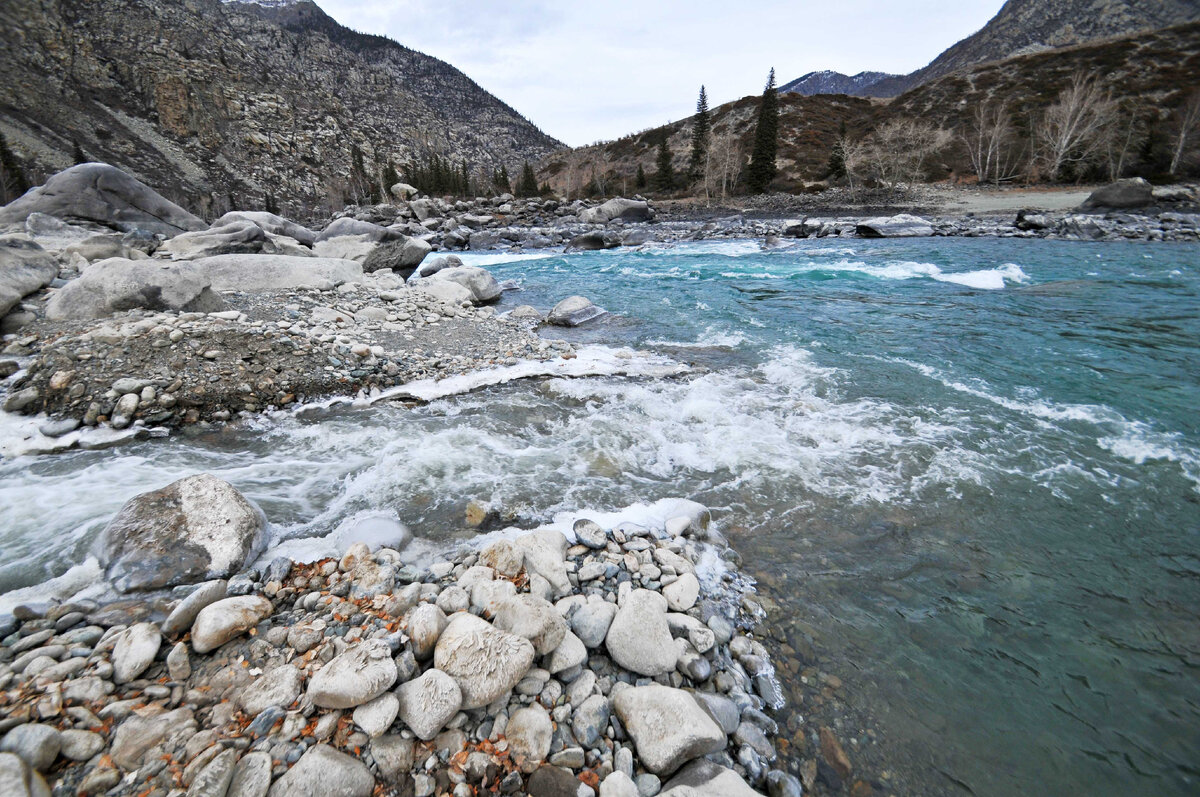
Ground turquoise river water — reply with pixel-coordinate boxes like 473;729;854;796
1;237;1198;794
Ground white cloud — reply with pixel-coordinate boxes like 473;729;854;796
316;0;1005;146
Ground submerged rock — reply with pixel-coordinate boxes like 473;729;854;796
98;474;267;591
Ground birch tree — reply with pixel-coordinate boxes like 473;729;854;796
1169;90;1200;176
1035;73;1116;181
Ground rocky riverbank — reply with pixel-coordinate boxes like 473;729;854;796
0;474;802;797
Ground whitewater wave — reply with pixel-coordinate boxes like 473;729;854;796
719;260;1030;290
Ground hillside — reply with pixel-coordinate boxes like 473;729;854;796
780;71;898;97
783;0;1200;98
539;21;1200;193
0;0;561;218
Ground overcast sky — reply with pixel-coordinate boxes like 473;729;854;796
316;0;1005;147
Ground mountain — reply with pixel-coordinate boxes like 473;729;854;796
539;21;1200;193
779;71;898;97
784;0;1200;98
0;0;561;219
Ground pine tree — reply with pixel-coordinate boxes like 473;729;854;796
0;133;29;203
635;163;647;189
654;133;675;192
827;119;847;181
72;140;87;165
747;68;780;193
517;161;538;197
688;85;711;181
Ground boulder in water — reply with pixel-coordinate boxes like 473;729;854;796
361;237;431;276
579;197;653;224
0;163;205;237
98;474;267;591
546;295;606;327
566;230;620;251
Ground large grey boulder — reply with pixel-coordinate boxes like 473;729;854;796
612;686;726;776
605;589;677;676
855;214;934;238
213;211;316;246
429;265;501;304
307;639;398;709
0;235;58;317
266;744;374;797
98;474;267;592
658;760;761;797
361;237;431;276
1082;177;1154;209
316;217;406;243
156;220;266;260
579;198;653;224
191;254;361;291
546;295;606;327
313;234;377;262
0;163;205;236
44;257;226;321
514;530;570;596
433;613;535;709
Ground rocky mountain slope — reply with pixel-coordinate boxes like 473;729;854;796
540;21;1200;192
0;0;561;219
784;0;1200;98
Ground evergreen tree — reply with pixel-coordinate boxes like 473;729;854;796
635;163;647;189
827;119;847;181
654;133;675;192
72;140;87;165
688;85;711;181
517;161;538;197
378;158;400;201
0;133;29;203
747;68;780;193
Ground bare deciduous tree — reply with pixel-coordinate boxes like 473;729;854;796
847;119;951;189
705;129;743;200
1101;103;1144;181
1035;73;1117;182
963;101;1025;184
1169;90;1200;176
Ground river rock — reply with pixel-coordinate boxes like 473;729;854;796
567;231;619;251
99;474;266;591
527;766;584;797
266;744;374;797
658;759;761;797
352;692;399;737
514;530;570;596
189;748;238;797
0;163;205;236
44;257;226;321
546;630;587;673
492;594;568;655
606;589;677;676
237;664;303;716
691;692;740;735
479;538;523;577
362;237;431;276
316;217;406;243
395;668;461;741
579;198;652;224
855;213;934;238
158;219;267;260
413;278;473;307
57;730;103;762
433;613;535;709
307;639;398;709
214;211;316;246
546;295;606;327
429;265;501;304
369;734;414;780
663;572;699;612
110;707;196;769
571;693;610;748
571;595;618;649
506;703;552;771
0;752;44;797
572;519;607;549
472;578;517;617
1082;177;1154;209
187;253;362;292
0;724;60;771
163;580;228;636
111;622;161;683
227;750;272;797
407;603;448;660
600;771;640;797
410;254;459;280
612;685;725;776
191;596;274;654
0;235;58;318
